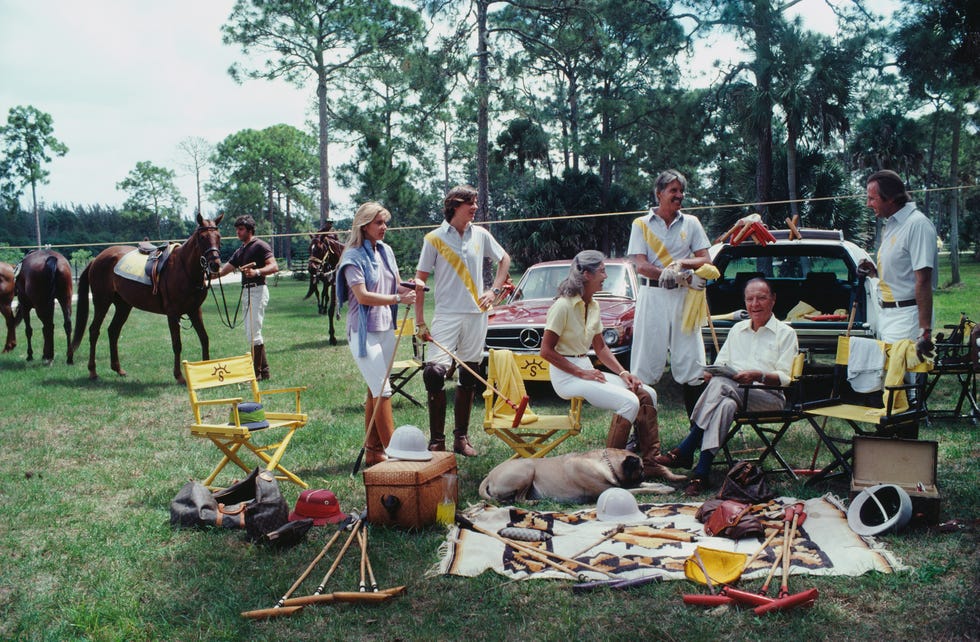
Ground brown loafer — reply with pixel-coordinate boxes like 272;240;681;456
654;448;694;469
453;435;478;457
683;477;708;496
428;439;446;452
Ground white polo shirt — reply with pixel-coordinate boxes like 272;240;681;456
876;202;938;303
627;210;710;268
416;220;506;314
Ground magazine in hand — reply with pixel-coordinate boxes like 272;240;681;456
704;364;737;378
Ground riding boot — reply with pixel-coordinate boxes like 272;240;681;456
634;398;687;482
606;413;633;450
427;390;447;451
453;386;478;456
366;395;395;467
683;381;706;417
253;343;270;380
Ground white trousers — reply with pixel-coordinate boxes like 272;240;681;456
550;356;657;423
243;285;269;346
631;285;706;386
877;305;920;343
427;312;488;366
349;329;395;398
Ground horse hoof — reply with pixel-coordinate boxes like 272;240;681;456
89;372;99;380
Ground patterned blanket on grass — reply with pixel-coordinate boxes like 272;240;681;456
434;494;905;582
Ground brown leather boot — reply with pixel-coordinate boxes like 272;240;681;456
635;397;687;482
252;343;270;380
453;386;478;456
606;413;632;449
366;395;395;466
427;389;447;451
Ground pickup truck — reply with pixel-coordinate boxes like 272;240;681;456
702;228;879;360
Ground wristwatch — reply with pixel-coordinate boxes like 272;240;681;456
394;294;401;304
492;287;502;295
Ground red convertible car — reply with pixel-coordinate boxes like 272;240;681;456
483;258;637;368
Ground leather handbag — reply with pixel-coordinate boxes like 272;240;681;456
716;461;774;504
697;499;765;539
170;468;290;541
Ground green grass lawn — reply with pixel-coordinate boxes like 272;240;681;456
0;263;977;641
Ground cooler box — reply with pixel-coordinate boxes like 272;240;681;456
363;451;457;529
850;437;940;525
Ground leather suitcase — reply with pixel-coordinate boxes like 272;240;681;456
850;437;941;525
363;451;457;529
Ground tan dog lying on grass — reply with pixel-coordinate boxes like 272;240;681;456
478;448;676;504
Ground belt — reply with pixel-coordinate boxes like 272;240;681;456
879;298;916;309
561;354;588;358
243;282;265;289
638;276;660;288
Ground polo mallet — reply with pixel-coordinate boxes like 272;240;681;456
240;514;353;619
428;336;529;427
363;529;380;592
358;529;368;593
282;587;405;608
776;503;807;599
759;504;795;596
351;305;413;476
310;514;365;596
567;525;625;560
744;528;781;570
455;513;600;581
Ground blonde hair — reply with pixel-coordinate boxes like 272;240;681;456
347;202;391;248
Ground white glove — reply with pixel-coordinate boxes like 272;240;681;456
675;269;695;289
658;266;678;289
688;273;707;291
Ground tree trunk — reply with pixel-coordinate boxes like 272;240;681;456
317;65;331;225
947;101;961;285
31;179;41;248
786;120;799;220
476;0;490;221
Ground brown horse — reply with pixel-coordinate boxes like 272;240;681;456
11;250;75;364
1;261;17;353
71;213;223;383
303;224;344;345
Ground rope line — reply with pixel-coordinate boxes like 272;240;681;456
9;183;976;252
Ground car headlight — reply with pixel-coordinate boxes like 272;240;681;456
602;328;621;346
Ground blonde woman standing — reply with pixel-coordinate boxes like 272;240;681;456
336;202;416;467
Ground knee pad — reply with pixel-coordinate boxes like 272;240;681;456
458;361;482;390
423;363;448;392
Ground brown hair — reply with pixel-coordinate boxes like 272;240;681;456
867;170;911;206
443;185;478;222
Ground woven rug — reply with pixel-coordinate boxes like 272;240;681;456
434;494;906;582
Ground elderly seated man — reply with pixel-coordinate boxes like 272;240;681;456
655;277;799;495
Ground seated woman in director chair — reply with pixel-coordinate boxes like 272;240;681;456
539;250;684;484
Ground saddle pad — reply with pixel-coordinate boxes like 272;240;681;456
114;249;152;286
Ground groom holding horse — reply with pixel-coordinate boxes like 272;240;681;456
218;215;279;380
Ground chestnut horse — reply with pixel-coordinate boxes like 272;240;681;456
71;213;223;383
1;261;17;353
10;250;75;364
303;225;344;345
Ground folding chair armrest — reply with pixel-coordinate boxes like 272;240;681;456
737;383;789;411
194;397;245;407
257;387;306;412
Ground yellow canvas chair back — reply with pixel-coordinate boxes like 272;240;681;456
388;317;425;407
483;349;582;459
183;354;309;490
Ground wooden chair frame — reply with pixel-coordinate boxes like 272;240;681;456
801;336;930;485
183;354;309;490
482;350;582;459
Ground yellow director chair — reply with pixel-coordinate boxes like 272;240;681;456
483;349;583;459
388;317;425;407
183;354;309;490
801;336;931;485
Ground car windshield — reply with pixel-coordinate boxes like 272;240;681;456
512;263;633;301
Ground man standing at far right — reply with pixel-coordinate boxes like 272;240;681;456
860;170;937;358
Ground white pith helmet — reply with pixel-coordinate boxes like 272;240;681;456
385;425;433;461
847;483;913;536
596;487;647;522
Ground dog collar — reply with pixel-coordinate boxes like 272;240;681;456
601;449;623;486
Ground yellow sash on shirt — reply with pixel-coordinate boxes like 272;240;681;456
633;217;676;267
876;248;895;303
425;232;482;307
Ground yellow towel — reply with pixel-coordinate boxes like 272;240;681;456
683;264;721;333
489;350;538;424
784;301;818;321
880;339;924;415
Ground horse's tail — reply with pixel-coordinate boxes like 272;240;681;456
43;255;59;306
70;262;91;353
